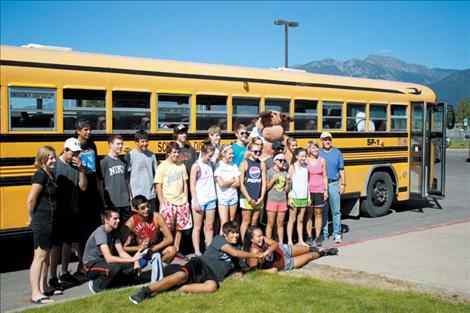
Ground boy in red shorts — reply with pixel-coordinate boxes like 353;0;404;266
154;142;192;256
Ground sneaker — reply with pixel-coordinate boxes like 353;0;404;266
308;245;321;253
129;287;151;305
314;237;323;247
59;271;78;285
48;277;64;291
324;247;339;256
333;235;342;243
88;280;100;294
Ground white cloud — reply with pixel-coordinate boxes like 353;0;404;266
381;48;392;54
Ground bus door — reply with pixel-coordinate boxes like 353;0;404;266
425;103;446;197
410;102;446;198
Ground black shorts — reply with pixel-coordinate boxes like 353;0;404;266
33;231;53;250
310;193;325;208
163;258;219;287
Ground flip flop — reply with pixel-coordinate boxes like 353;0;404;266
30;296;54;304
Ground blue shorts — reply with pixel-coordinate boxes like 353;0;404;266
218;196;238;207
192;199;217;211
279;244;294;270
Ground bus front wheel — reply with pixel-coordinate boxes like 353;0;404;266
361;171;394;217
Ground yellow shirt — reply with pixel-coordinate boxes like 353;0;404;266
154;160;188;205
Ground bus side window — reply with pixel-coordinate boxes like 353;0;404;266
113;91;151;132
9;87;57;130
157;94;191;131
322;101;343;130
196;95;227;131
232;97;260;131
63;89;106;132
294;99;318;131
370;104;387;131
347;102;367;131
391;105;407;131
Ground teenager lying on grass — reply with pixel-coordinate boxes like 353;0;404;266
129;221;268;304
243;226;338;272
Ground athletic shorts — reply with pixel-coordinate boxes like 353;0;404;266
278;244;294;270
266;200;288;213
160;200;192;231
291;198;308;208
218;196;238;207
163;257;219;287
240;198;264;210
192;199;217;211
310;193;325;208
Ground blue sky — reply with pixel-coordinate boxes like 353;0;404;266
1;1;469;70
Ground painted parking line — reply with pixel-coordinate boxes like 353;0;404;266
336;217;470;247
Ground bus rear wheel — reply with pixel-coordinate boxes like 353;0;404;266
361;171;394;217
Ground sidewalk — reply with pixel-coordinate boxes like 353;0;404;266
314;219;470;299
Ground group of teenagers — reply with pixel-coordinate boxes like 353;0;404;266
26;117;346;305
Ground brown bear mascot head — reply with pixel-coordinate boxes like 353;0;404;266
252;110;291;160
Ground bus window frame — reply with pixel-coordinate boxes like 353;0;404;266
156;92;192;132
195;93;228;133
232;96;261;131
63;87;107;134
369;103;388;132
321;100;344;131
112;90;151;133
8;86;58;132
293;98;318;132
346;101;367;132
390;103;408;131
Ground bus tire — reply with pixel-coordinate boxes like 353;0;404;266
361;171;394;217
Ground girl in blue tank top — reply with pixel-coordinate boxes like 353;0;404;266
239;142;266;243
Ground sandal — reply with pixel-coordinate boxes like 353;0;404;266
30;296;54;304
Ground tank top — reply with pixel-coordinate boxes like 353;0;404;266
307;157;326;193
132;214;158;245
290;163;308;199
195;160;217;205
252;244;285;270
241;158;262;200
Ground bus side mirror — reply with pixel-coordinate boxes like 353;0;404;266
447;106;455;129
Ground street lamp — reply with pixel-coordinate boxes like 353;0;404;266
274;19;299;68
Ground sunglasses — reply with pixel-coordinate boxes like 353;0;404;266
239;131;249;136
251;149;262;154
275;159;286;163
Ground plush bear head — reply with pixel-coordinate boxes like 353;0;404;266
254;110;291;159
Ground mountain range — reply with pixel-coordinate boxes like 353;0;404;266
294;55;469;105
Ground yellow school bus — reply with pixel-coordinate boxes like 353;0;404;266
0;45;454;256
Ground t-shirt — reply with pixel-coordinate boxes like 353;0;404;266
30;168;57;230
125;149;158;200
319;147;344;181
178;144;197;174
200;235;237;282
267;167;288;202
232;142;247;167
83;225;121;264
214;161;240;201
54;157;81;215
154;160;188;205
100;155;130;208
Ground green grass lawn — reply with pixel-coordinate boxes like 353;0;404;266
449;140;470;149
18;272;469;313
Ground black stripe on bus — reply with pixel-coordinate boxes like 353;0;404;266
398;186;408;192
0;132;408;143
0;157;408;187
1;60;405;95
0;146;408;167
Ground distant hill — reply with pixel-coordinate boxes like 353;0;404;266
294;55;469;105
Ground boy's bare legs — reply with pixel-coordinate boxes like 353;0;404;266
178;280;218;293
174;230;183;252
147;271;187;293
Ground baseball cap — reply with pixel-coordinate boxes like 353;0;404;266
320;131;333;140
64;138;82;152
174;124;189;134
272;140;285;151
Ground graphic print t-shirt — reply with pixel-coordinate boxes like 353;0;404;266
154;160;188;205
100;155;130;207
200;235;237;282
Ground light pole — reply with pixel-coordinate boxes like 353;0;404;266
274;19;299;68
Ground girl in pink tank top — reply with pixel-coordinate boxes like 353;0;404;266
305;140;328;246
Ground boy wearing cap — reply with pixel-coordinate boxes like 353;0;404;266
319;132;345;243
174;124;197;175
49;138;88;289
